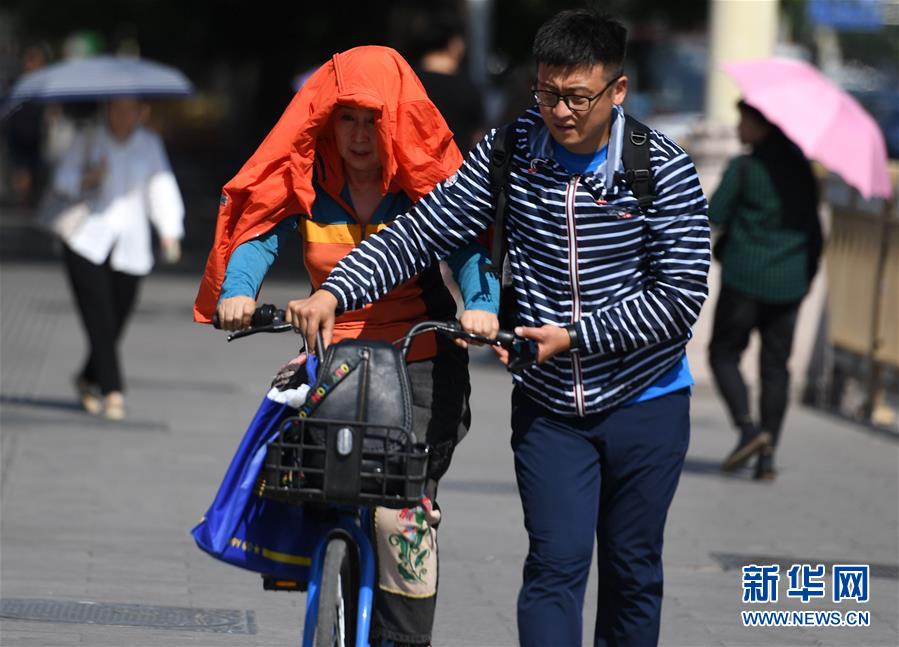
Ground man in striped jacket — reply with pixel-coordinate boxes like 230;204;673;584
289;10;709;646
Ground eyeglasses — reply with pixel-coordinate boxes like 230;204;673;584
532;72;623;112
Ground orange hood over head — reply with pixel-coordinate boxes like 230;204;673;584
193;45;463;322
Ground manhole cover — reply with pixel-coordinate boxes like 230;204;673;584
0;599;256;634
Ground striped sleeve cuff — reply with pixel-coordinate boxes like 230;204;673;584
320;282;349;317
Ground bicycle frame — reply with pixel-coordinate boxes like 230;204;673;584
302;508;375;647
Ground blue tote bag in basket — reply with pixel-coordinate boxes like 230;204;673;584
191;356;326;582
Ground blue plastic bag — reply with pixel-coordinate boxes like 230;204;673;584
191;355;323;581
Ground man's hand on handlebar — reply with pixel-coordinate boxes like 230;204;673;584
286;290;338;353
216;295;257;331
456;310;500;349
513;324;571;363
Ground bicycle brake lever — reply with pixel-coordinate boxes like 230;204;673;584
225;322;293;342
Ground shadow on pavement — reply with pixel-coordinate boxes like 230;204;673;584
0;394;82;412
0;395;170;432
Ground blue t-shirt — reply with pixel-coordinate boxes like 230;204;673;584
551;140;608;175
624;354;693;403
552;140;693;403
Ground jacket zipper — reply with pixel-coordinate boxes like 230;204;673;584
565;175;586;417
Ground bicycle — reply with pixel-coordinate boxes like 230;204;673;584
216;305;535;647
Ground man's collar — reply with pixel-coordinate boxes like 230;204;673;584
528;104;625;187
604;104;626;189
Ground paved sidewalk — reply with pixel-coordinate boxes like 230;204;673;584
1;261;897;646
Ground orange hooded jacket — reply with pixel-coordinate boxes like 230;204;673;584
193;46;464;347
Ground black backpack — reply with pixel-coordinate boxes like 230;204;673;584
484;114;656;328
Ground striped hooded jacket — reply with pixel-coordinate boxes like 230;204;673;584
323;106;710;416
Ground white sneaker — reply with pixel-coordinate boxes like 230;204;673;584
103;392;126;421
75;377;102;415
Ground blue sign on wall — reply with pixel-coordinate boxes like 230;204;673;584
807;0;885;31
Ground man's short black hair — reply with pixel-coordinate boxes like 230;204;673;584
533;10;627;73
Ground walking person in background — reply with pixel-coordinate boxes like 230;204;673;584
408;7;485;153
710;100;823;480
6;43;51;207
49;97;184;420
284;12;710;646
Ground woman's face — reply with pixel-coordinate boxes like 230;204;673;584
737;111;770;147
332;106;381;175
106;97;144;141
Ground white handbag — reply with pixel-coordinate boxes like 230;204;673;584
36;191;90;240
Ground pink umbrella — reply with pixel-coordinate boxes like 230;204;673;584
722;57;893;199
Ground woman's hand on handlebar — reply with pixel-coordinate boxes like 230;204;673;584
216;295;257;331
286;290;338;353
456;310;500;348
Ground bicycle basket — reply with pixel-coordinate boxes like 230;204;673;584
261;338;428;508
261;416;428;507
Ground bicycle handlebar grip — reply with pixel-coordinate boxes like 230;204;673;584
251;304;279;328
213;304;283;330
442;320;516;349
494;330;516;349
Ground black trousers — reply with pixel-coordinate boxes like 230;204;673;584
63;246;141;395
708;284;801;445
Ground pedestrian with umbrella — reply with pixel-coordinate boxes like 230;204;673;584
721;57;893;202
11;56;194;420
710;57;893;479
710;99;823;480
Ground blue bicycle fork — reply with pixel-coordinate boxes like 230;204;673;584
302;509;375;647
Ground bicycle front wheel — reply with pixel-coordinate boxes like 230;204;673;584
314;537;358;647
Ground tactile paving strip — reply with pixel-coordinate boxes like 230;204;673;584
0;598;257;634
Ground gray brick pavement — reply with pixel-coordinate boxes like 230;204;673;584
1;262;896;646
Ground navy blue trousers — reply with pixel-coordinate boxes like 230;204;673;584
511;387;690;647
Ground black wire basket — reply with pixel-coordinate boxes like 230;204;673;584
261;416;429;508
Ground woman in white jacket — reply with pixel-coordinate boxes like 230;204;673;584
51;97;184;419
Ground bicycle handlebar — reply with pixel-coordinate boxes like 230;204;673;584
397;320;537;374
215;305;538;373
212;304;291;341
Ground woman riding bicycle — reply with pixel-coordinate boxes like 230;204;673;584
194;46;499;647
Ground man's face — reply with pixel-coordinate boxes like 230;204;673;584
535;63;627;155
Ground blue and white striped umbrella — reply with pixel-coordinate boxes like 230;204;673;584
4;55;194;108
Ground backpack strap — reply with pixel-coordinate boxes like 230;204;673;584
296;357;359;419
483;124;517;275
620;114;655;211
